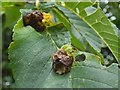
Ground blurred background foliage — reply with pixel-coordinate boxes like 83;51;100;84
1;1;119;88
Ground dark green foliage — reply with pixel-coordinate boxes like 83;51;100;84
2;1;119;89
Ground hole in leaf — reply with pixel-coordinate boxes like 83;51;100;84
118;65;120;68
75;54;86;62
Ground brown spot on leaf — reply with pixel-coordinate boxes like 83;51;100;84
52;49;73;75
23;10;46;32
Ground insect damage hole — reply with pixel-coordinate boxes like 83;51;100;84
75;54;86;62
52;49;73;75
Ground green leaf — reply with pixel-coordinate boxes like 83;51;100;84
65;1;92;11
83;8;120;63
65;2;78;9
8;3;119;88
52;5;104;61
8;23;70;88
9;25;118;88
9;26;56;87
47;23;70;48
54;3;120;64
70;2;120;63
52;7;86;51
71;54;118;88
41;2;55;11
42;51;118;88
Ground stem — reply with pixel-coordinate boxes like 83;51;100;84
36;0;41;11
97;0;100;8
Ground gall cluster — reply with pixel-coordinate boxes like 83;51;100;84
23;10;52;32
52;49;73;75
